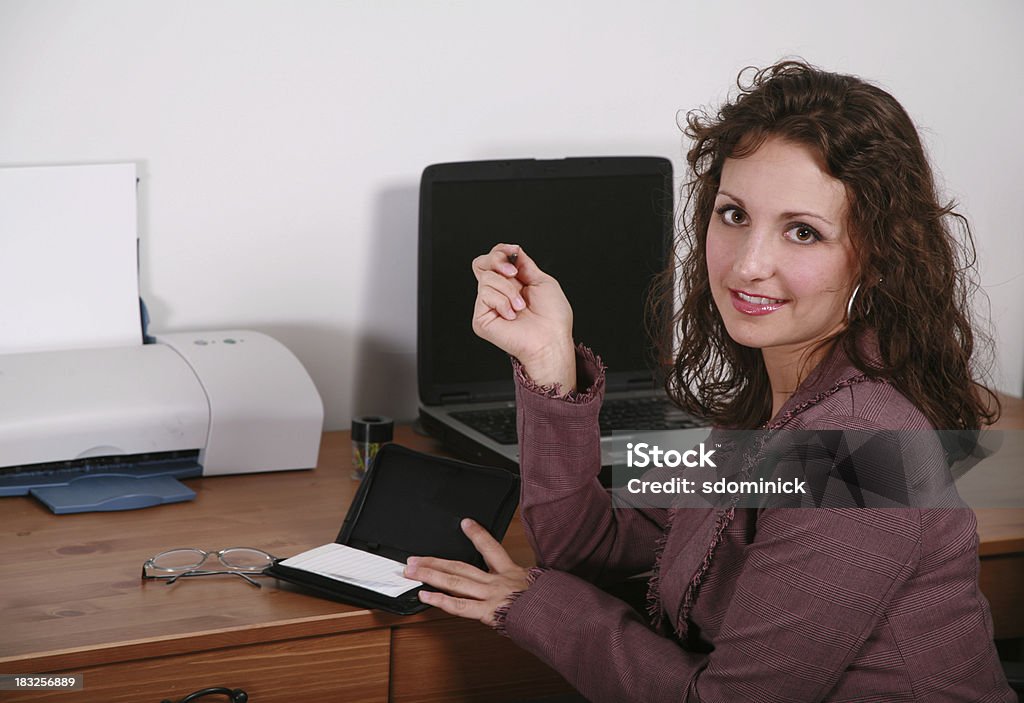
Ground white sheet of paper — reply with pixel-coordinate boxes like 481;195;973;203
0;163;141;354
280;543;422;598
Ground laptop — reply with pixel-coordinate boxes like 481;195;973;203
416;157;705;482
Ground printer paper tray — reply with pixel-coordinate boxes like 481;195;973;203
0;451;202;514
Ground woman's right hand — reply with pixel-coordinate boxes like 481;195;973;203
471;243;577;393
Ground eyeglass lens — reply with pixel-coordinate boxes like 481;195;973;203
151;548;208;571
218;548;273;570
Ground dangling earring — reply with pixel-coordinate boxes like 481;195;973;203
847;278;882;324
846;283;862;325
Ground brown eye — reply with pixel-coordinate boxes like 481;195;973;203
784;224;821;245
717;206;747;226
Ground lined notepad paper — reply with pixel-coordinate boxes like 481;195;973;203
280;543;421;598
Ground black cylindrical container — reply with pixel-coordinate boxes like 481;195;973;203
351;415;394;480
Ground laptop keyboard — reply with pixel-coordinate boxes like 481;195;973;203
451;397;703;446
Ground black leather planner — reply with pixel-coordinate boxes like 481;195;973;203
265;443;520;615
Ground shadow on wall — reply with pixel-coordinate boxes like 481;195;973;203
255;322;357;432
351;183;421;426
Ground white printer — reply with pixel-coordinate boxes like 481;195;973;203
0;330;324;513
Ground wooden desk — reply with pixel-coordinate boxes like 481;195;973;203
964;394;1024;641
0;428;572;702
1;396;1022;701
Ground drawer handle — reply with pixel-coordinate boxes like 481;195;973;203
161;687;248;703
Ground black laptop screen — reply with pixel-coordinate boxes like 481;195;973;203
419;159;673;404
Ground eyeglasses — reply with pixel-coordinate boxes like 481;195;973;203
142;547;277;588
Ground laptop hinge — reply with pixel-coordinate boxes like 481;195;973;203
440;392;473;405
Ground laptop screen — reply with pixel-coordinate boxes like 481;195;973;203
418;158;674;404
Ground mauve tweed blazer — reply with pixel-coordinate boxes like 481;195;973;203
497;344;1013;702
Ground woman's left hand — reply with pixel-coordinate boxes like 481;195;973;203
404;517;530;627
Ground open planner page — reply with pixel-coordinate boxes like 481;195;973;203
279;543;422;598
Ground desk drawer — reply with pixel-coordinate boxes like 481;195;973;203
390;618;572;702
4;629;389;703
981;552;1024;639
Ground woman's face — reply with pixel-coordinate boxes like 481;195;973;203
706;136;855;362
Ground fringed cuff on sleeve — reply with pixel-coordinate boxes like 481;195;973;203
510;344;606;405
492;566;548;638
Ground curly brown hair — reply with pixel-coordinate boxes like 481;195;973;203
651;60;999;431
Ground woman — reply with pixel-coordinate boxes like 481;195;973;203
403;61;1014;701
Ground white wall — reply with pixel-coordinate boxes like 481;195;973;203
2;0;1021;430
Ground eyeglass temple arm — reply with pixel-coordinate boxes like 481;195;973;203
165;570;263;588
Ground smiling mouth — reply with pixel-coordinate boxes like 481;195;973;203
729;289;788;315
